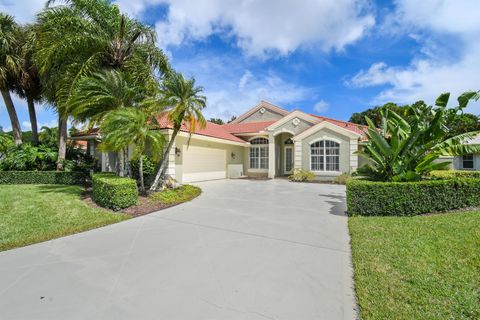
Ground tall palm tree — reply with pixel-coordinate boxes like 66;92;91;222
149;72;207;191
34;0;168;170
15;24;43;145
0;13;22;145
100;108;165;193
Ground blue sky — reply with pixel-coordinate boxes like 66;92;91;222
1;0;479;131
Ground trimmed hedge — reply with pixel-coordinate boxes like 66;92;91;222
92;173;138;210
429;170;480;179
0;171;86;185
346;178;480;216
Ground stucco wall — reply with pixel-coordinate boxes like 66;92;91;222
299;127;351;178
239;108;285;123
174;135;246;179
271;118;314;136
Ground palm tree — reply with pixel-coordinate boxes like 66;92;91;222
149;72;207;191
68;70;146;175
15;24;43;145
100;108;165;193
357;91;480;182
0;13;22;145
34;0;169;170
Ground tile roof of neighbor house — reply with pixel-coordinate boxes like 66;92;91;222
221;121;276;134
154;113;246;143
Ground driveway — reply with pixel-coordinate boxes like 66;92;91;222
0;179;356;320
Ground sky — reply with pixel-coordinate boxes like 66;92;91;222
1;0;479;131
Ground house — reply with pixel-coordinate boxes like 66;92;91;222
71;101;368;183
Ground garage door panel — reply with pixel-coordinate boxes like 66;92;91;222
182;145;226;183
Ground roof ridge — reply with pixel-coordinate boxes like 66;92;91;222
311;114;368;128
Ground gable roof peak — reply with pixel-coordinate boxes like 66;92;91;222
229;100;290;124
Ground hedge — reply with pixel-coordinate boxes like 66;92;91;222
429;170;480;179
92;173;138;210
346;178;480;216
0;171;86;185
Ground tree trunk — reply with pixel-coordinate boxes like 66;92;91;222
149;129;178;191
26;95;39;145
56;115;67;171
1;89;22;145
117;149;125;177
139;155;145;193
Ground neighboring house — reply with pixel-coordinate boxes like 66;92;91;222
451;134;480;170
71;101;368;183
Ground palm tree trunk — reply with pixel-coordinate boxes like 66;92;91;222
26;95;39;145
1;89;22;145
149;129;178;191
139;155;145;193
117;149;125;177
56;115;67;171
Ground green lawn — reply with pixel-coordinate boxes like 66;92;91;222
349;211;480;320
150;184;201;206
0;184;130;251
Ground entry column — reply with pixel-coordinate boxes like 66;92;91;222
268;133;275;178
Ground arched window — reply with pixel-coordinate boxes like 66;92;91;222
310;140;340;171
249;137;269;169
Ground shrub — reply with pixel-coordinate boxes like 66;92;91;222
150;185;201;206
428;170;480;179
0;171;86;185
346;178;480;216
92;173;138;210
288;169;315;182
334;172;351;185
130;155;156;187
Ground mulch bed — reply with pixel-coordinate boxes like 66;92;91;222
81;189;176;217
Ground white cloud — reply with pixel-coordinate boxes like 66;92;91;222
348;0;480;111
313;100;329;114
0;0;44;23
116;0;374;57
174;55;315;120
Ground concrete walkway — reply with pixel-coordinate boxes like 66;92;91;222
0;179;356;320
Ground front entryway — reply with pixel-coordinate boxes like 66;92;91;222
284;145;293;174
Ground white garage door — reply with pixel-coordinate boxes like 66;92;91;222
182;145;226;183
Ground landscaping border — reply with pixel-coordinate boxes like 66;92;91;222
0;171;87;185
346;178;480;216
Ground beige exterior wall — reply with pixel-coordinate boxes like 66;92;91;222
298;127;354;180
238;108;285;123
270;118;314;137
174;135;246;182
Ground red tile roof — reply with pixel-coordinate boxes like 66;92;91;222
310;114;368;136
154;113;246;143
221;121;276;134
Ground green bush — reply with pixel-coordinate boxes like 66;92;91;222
288;169;315;182
92;173;138;210
0;171;86;185
428;170;480;179
346;178;480;216
130;155;156;187
334;172;351;185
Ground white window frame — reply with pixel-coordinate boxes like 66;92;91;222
462;154;474;170
249;137;269;170
309;139;340;172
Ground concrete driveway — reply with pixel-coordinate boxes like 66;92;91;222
0;179;356;320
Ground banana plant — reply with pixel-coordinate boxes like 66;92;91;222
357;91;480;181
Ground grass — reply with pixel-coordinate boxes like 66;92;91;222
0;184;130;252
349;211;480;320
150;184;201;206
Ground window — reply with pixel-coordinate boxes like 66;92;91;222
249;138;269;169
310;140;340;171
462;154;474;169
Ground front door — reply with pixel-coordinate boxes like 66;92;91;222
284;146;293;174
